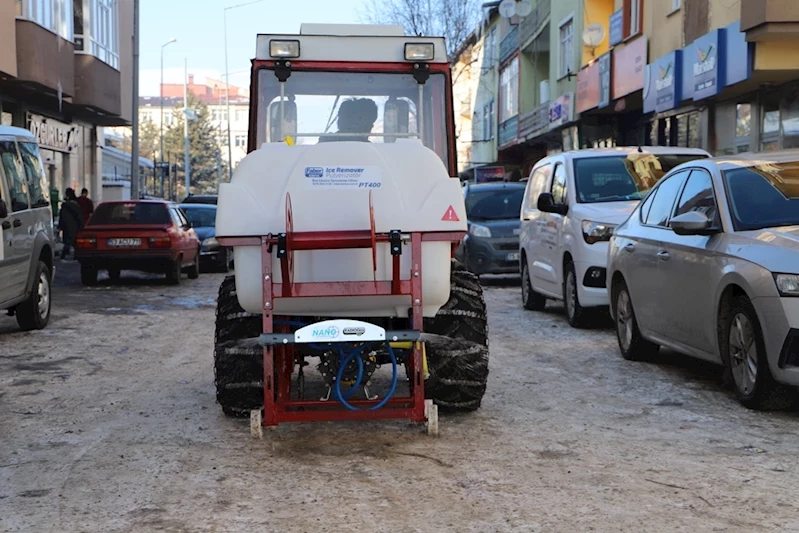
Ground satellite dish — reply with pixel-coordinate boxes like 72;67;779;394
582;23;606;47
499;0;516;18
515;0;533;17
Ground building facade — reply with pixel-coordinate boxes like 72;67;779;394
0;0;133;205
451;0;799;179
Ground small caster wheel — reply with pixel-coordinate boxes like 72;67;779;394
250;409;263;440
424;399;439;437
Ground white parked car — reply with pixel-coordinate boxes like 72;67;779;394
519;147;710;327
608;150;799;410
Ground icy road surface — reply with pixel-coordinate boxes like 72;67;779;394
2;261;799;532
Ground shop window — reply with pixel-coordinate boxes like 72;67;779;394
18;142;50;208
761;101;780;151
781;94;799;149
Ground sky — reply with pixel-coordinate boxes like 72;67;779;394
139;0;368;96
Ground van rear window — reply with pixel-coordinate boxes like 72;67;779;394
89;203;171;225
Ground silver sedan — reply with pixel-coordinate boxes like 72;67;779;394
608;150;799;410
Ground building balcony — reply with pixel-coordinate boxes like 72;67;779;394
73;52;123;123
741;0;799;42
15;19;74;97
499;26;519;64
498;115;519;148
519;0;551;48
519;102;550;139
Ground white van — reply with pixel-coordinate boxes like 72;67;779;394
519;146;710;328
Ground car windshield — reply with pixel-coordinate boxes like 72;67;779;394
574;153;708;203
256;69;451;172
466;188;525;221
182;207;216;228
723;163;799;231
89;203;171;225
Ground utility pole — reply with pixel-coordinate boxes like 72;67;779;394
217;150;222;192
130;0;140;199
183;58;191;199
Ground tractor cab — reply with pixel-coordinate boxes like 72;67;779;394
249;24;456;175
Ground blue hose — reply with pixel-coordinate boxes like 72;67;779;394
332;342;399;411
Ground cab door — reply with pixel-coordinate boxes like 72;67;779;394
520;163;552;288
536;159;569;296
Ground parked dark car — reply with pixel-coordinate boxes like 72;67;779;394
179;203;232;272
75;200;201;285
454;182;526;276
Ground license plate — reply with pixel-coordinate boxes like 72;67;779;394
513;228;521;236
506;252;520;261
107;238;141;247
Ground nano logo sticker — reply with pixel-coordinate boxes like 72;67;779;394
441;205;460;222
305;167;324;178
312;326;339;340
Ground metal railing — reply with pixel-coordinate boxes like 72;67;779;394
518;102;550;139
499;26;519;64
498;115;519;147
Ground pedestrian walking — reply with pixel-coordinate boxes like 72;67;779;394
58;188;83;259
76;187;94;225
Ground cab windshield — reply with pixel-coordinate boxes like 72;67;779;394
256;69;451;172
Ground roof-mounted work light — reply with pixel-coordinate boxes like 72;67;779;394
404;43;435;61
270;40;301;58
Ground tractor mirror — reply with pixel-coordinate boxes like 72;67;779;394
269;99;297;142
383;98;409;143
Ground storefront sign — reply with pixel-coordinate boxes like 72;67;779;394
725;20;753;86
654;51;682;112
576;61;601;114
475;166;505;183
691;30;723;100
549;93;573;129
609;9;624;47
598;53;612;108
612;36;647;100
27;113;77;153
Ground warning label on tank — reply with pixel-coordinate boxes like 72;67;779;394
303;165;383;189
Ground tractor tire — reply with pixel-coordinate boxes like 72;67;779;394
214;275;264;418
423;259;489;412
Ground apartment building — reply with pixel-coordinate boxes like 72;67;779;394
452;0;799;178
0;0;133;203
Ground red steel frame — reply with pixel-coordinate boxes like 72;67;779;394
217;227;465;428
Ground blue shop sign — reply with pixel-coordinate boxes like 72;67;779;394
691;29;725;100
655;51;681;112
725;20;753;87
609;10;624;47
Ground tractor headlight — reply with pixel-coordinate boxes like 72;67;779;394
469;224;492;238
405;43;435;61
582;220;616;244
269;40;300;58
774;273;799;297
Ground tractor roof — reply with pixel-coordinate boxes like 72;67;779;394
255;24;448;64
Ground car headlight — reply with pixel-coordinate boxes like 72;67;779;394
202;237;219;249
774;273;799;297
582;220;617;244
469;224;492;238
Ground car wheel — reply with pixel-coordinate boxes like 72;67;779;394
721;295;795;410
613;279;658;361
108;269;121;283
563;262;589;328
81;264;98;286
166;259;182;285
16;261;52;331
187;250;200;279
521;260;546;311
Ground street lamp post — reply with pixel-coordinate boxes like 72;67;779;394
160;37;177;197
223;0;267;182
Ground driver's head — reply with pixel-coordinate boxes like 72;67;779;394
337;98;378;135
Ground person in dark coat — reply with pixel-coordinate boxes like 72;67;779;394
58;188;83;259
76;188;94;225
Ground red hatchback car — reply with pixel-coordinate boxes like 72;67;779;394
75;200;201;285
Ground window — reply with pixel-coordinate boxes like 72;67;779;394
671;0;681;11
485;27;497;66
18;142;50;208
465;187;526;221
89;202;171;225
723;165;799;231
674;170;717;224
234;134;247;147
526;164;552;209
0;141;29;212
551;164;568;205
235;109;247;122
643;170;689;227
559;18;574;78
639;189;656;223
499;57;519;122
17;0;74;41
88;0;119;69
483;101;494;140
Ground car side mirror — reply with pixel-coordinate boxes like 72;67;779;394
537;192;568;216
0;198;7;219
670;211;718;236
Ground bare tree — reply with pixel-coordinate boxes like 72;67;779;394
360;0;481;60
